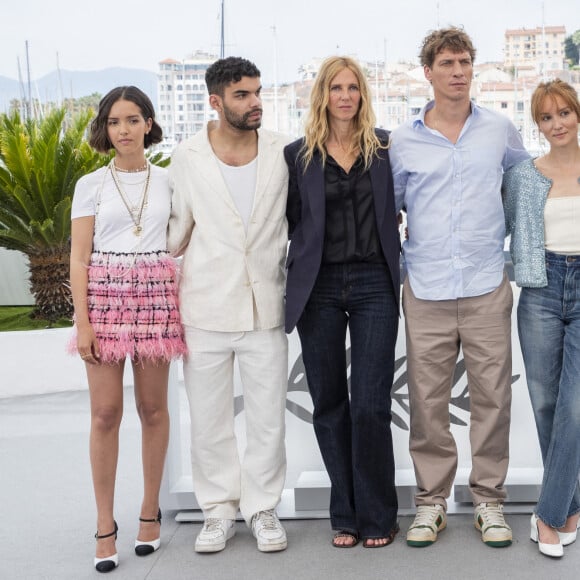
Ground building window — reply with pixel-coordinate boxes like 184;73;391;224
501;102;508;109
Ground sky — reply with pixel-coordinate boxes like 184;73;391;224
2;0;579;86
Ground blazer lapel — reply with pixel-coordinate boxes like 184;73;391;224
189;128;241;217
304;154;326;240
252;130;279;213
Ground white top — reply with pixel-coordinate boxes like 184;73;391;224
71;164;171;253
216;157;257;231
544;195;580;254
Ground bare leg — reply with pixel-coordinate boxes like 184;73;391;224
133;359;170;542
87;361;125;559
537;517;560;545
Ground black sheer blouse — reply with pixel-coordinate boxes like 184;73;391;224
322;155;385;264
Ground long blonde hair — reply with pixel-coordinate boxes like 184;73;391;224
300;56;386;170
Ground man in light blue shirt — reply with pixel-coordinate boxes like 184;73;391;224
389;27;529;549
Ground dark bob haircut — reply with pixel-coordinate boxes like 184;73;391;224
205;57;260;97
89;86;162;153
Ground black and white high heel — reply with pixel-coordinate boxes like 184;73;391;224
94;521;119;573
135;509;162;556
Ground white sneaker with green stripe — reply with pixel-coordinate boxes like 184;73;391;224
474;502;512;547
406;504;447;547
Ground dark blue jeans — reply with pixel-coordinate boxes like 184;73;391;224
297;262;399;538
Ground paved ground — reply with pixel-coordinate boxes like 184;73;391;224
2;389;579;580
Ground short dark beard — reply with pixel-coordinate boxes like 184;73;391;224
223;105;262;131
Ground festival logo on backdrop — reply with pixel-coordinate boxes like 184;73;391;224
235;351;520;431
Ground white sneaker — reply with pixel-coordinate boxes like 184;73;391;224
195;518;235;553
251;510;287;552
474;502;512;547
407;504;447;547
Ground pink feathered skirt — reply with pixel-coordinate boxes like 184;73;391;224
69;251;187;364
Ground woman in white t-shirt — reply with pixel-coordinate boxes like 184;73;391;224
69;86;186;573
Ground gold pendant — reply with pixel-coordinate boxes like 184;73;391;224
133;225;142;236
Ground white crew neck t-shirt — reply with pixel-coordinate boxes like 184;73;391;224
71;164;171;253
216;157;257;231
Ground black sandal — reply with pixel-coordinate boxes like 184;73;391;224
135;509;162;556
362;522;399;548
94;521;119;572
332;531;360;548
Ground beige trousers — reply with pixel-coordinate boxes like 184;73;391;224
402;273;513;509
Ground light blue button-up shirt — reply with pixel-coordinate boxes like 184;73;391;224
390;101;529;301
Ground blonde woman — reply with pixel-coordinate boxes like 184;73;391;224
284;56;401;548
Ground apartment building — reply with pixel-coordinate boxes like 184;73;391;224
157;51;217;148
157;25;575;147
504;26;566;74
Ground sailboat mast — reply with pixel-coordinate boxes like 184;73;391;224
220;0;225;59
25;40;32;120
56;52;64;108
16;57;26;118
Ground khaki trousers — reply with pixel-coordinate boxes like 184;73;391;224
402;273;513;508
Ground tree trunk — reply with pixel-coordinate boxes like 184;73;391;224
27;243;72;323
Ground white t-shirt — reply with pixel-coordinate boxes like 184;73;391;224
216;157;257;231
71;164;171;253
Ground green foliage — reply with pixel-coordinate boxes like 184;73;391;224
0;108;110;320
564;29;580;66
71;93;102;111
0;108;107;254
0;306;72;331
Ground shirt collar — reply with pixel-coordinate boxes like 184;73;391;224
412;100;478;129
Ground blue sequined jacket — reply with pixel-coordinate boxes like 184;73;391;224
503;158;552;288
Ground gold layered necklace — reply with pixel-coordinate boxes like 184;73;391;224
109;159;150;236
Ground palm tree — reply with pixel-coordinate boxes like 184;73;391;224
0;108;106;322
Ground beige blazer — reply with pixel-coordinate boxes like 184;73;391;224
168;126;291;332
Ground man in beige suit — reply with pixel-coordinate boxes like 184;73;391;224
168;57;290;554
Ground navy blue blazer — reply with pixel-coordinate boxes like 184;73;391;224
284;129;401;333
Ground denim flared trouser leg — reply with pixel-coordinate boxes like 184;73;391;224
517;251;580;528
296;263;399;538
